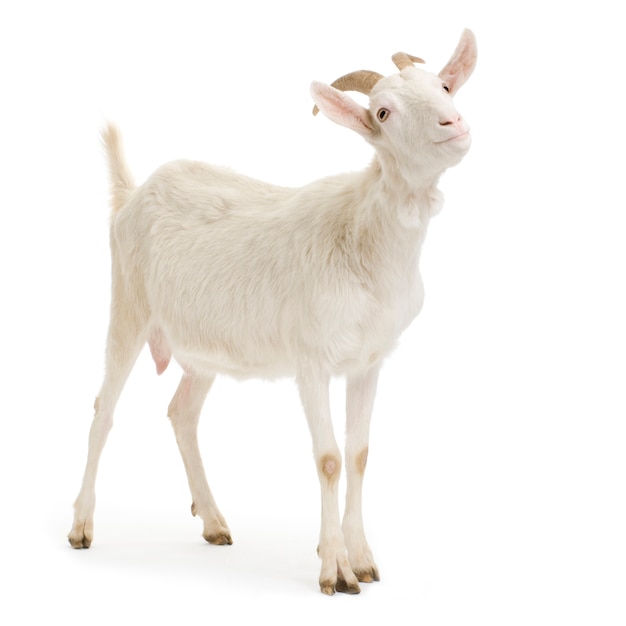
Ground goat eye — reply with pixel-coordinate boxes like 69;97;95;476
377;108;390;122
442;83;450;93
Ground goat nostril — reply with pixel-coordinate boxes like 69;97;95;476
439;116;461;127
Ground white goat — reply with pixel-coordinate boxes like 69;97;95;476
69;29;477;595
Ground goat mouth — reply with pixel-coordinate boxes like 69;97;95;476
436;131;470;144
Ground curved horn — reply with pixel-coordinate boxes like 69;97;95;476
312;69;384;115
330;70;384;94
392;52;425;71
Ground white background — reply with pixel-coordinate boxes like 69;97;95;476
1;1;624;624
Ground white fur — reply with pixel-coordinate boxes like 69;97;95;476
69;29;477;595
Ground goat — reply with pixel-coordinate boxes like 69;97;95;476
68;29;477;595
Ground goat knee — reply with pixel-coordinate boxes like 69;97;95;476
319;453;341;483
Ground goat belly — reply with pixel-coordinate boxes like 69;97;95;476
159;316;400;380
148;278;418;380
166;343;296;380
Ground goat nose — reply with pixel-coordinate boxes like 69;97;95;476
439;115;461;126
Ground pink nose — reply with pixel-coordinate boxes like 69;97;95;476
439;115;462;127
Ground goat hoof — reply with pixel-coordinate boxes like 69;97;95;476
335;577;361;594
203;532;233;545
68;535;91;549
355;567;380;583
68;522;93;549
320;580;336;595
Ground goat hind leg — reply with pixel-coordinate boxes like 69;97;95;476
68;306;147;548
168;372;232;545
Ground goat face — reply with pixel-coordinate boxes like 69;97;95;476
311;29;477;183
368;66;472;177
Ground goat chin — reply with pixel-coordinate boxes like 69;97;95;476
70;29;477;596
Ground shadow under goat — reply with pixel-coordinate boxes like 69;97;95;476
68;28;478;595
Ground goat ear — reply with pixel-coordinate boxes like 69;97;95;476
439;28;477;95
310;81;375;136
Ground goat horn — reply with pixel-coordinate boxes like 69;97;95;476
312;70;384;116
392;52;425;71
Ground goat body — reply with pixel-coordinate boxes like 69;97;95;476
128;159;425;379
69;29;477;595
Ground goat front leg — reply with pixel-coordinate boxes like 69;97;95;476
168;372;232;545
343;365;381;583
298;367;360;595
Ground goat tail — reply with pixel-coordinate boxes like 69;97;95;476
101;122;135;215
